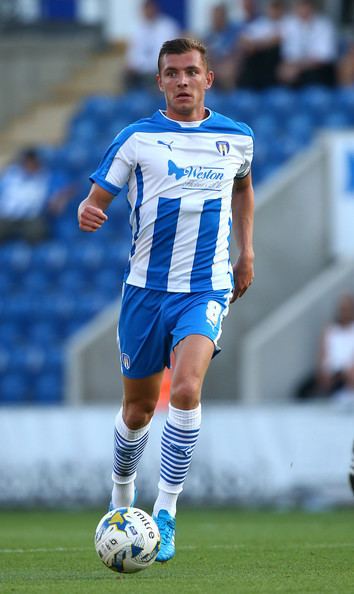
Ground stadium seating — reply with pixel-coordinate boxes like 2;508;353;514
1;86;354;404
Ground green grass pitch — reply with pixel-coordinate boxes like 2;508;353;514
0;508;353;593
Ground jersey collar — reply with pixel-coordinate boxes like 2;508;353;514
157;108;213;128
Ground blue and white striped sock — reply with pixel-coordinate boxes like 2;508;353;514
153;403;201;518
111;408;150;508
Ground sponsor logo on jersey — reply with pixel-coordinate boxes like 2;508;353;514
157;139;174;151
216;141;230;155
168;159;224;190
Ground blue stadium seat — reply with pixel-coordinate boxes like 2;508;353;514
115;90;163;120
0;271;14;293
70;240;105;271
0;322;25;347
335;87;354;117
278;136;308;160
32;242;69;275
62;318;86;338
95;269;121;298
12;345;46;378
52;217;81;241
299;86;334;124
0;242;33;275
33;372;63;404
322;111;353;129
105;241;130;275
28;322;61;347
57;269;87;293
61;141;96;173
0;373;28;404
261;87;299;119
5;293;35;323
252;137;268;168
73;292;109;320
38;144;62;168
218;90;261;122
77;96;119;124
0;347;10;374
205;89;225;112
40;293;76;323
285;113;315;144
252;113;280;138
67;118;100;144
108;118;131;139
43;346;63;372
22;269;51;292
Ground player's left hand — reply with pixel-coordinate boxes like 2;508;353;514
230;253;254;303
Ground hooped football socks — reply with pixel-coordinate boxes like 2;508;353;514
153;403;201;517
112;407;151;508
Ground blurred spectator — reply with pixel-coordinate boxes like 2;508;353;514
124;0;181;90
239;0;260;24
204;3;243;90
277;0;337;88
338;38;354;86
296;294;354;401
204;0;262;89
237;0;288;89
0;147;74;243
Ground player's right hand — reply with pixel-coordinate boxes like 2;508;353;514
78;204;108;232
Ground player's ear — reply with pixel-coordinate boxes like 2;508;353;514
205;70;214;90
156;73;164;92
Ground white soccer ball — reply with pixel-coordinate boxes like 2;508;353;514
94;507;160;573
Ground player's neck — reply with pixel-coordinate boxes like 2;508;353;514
164;106;208;123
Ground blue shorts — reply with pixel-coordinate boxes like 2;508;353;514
118;284;231;378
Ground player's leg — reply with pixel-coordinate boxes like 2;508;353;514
111;284;167;509
153;334;214;561
111;372;163;509
157;334;213;516
153;290;230;561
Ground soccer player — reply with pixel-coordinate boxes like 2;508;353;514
78;38;255;562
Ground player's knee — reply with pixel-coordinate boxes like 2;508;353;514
170;377;201;409
123;402;155;429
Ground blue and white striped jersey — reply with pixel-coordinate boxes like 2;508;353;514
90;109;254;293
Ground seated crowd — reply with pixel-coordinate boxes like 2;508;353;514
123;0;354;91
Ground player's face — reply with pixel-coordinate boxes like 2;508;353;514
157;50;214;121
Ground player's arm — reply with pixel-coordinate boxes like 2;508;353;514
78;183;113;232
231;172;255;303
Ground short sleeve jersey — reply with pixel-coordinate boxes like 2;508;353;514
90;109;254;293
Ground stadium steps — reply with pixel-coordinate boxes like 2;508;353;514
0;46;126;168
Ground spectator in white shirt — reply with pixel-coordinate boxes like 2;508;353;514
296;294;354;400
278;0;337;87
124;0;181;90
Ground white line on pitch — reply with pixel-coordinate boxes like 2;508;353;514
0;543;353;554
0;546;92;554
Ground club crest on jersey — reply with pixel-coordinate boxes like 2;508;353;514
216;141;230;156
121;353;130;370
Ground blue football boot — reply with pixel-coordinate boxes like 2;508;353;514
153;509;176;562
108;486;137;512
